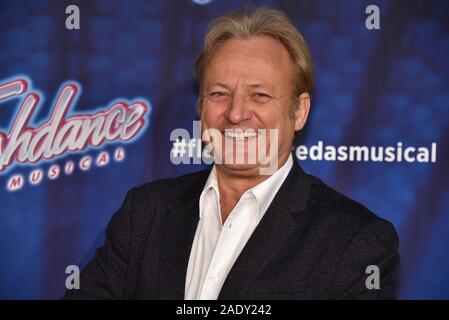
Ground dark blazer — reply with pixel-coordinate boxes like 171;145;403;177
64;161;399;299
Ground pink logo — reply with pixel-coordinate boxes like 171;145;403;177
0;77;150;174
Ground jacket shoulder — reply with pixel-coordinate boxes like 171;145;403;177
128;169;210;204
304;173;394;232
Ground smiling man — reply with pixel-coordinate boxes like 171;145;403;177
65;7;399;300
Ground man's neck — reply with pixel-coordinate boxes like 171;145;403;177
214;154;290;222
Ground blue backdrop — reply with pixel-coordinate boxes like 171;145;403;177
0;0;448;299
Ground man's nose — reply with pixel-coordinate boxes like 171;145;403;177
225;94;251;124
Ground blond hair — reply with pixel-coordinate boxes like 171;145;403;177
195;6;314;115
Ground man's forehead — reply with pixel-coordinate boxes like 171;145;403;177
206;81;276;90
207;36;292;64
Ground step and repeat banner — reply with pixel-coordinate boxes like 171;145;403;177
0;0;448;299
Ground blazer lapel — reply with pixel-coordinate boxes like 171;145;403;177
218;161;312;299
158;170;209;299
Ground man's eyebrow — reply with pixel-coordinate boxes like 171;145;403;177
207;82;230;89
246;83;275;90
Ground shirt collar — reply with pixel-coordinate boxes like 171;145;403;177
199;166;219;219
199;154;294;220
249;154;293;220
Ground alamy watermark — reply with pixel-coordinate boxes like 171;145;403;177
170;121;279;175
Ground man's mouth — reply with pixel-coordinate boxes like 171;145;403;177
223;129;259;140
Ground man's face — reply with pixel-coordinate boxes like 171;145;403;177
200;36;309;176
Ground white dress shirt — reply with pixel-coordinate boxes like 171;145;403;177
185;154;293;300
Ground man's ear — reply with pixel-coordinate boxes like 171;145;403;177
294;92;311;131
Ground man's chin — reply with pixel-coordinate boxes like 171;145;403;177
217;162;263;175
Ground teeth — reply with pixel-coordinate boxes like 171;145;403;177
224;130;258;140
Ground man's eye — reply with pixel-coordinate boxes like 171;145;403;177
209;92;229;102
251;92;272;103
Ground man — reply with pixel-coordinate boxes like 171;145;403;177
65;7;399;300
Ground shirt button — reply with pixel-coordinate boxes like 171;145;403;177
209;275;218;283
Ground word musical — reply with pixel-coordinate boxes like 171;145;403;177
6;147;125;191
